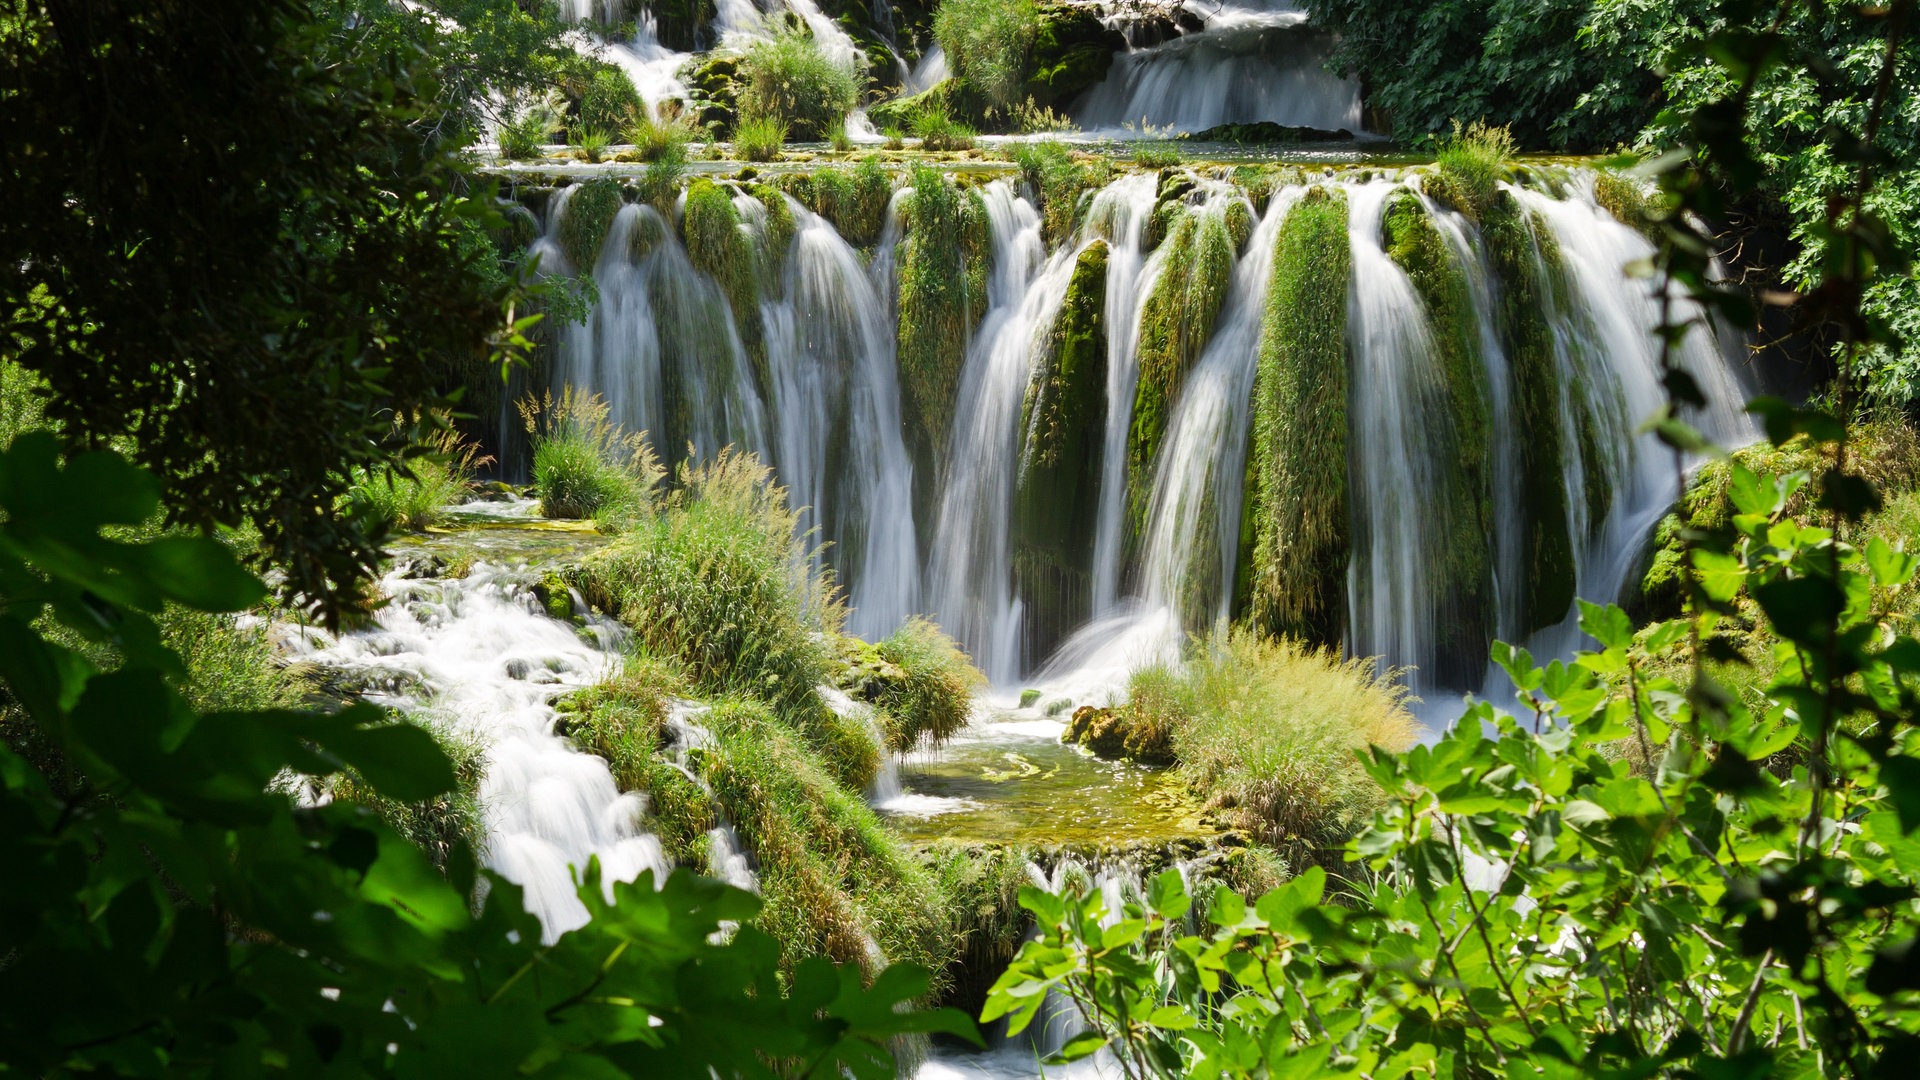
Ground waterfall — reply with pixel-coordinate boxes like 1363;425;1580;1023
924;182;1053;683
763;196;921;637
535;165;1758;718
1075;1;1361;135
286;564;669;942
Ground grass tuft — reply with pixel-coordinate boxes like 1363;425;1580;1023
517;386;661;527
839;618;984;752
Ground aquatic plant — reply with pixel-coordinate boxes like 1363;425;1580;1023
1128;207;1234;540
344;423;488;533
622;112;695;163
896;166;990;454
735;27;858;141
1013;240;1108;662
1248;187;1351;642
556;177;624;271
517;386;661;525
497;105;558;160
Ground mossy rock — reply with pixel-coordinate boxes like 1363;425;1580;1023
557;178;626;272
1022;4;1126;110
1181;122;1354;144
682;179;767;395
649;0;715;53
1593;171;1661;243
1483;191;1577;634
1014;240;1108;667
680;53;741;133
803;159;894;247
1062;704;1174;766
896;166;991;460
1247;187;1351;643
1380;189;1496;682
1127;208;1234;549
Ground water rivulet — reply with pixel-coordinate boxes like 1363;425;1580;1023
523;164;1753;719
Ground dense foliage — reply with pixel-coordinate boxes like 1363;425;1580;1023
0;0;530;622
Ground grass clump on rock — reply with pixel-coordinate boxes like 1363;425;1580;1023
735;27;858;142
839;617;984;752
569;449;838;718
344;424;487;533
1247;187;1351;643
1127;631;1417;865
518;386;661;526
935;0;1039;109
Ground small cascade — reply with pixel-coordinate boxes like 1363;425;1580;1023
711;0;864;72
924;181;1053;683
905;43;950;94
763;197;921;637
537;191;773;466
1075;0;1361;135
285;563;669;942
600;16;693;118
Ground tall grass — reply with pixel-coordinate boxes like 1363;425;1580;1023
567;449;840;717
516;386;661;527
910;101;976;151
841;618;983;752
733;115;787;162
736;27;858;141
934;0;1038;108
345;424;488;533
1126;631;1418;863
1432;119;1515;221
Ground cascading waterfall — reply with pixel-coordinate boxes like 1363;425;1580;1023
536;165;1758;718
1076;0;1361;134
286;562;670;942
924;182;1054;683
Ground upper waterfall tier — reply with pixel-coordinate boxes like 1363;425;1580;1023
520;161;1754;717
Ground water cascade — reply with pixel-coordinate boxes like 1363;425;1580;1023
534;163;1755;717
287;560;669;941
1075;0;1362;134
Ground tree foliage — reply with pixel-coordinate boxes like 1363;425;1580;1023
0;0;531;623
0;432;976;1075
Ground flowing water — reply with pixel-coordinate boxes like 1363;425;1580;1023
1076;0;1362;135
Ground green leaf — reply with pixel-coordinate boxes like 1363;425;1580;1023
1577;601;1632;651
1147;868;1191;920
124;536;267;612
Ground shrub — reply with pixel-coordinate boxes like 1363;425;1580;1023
577;67;644;136
1132;142;1181;169
934;0;1039;108
839;618;983;752
735;27;859;141
826;117;852;152
345;423;488;533
732;114;787;162
516;386;661;525
567;449;840;718
1123;631;1415;862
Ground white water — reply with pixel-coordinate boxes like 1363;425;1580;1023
1076;0;1361;135
286;564;669;942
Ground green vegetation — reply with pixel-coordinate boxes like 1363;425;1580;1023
735;26;859;141
0;360;46;450
1013;240;1108;663
732;114;787;161
910;100;978;150
1132;142;1182;169
345;426;487;532
576;67;644;138
682;178;760;322
1143;632;1415;861
623;112;697;163
569;449;837;717
498;105;559;159
1426;119;1512;222
1247;188;1351;643
896;166;992;455
1008;140;1102;247
798;159;895;247
1128;206;1235;540
934;0;1039;108
517;387;661;525
839;618;985;752
557;177;625;270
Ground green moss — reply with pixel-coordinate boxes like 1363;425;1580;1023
1593;171;1660;243
1022;3;1124;108
1013;240;1108;665
1248;187;1351;643
1009;140;1093;248
557;178;624;271
805;159;894;247
683;179;768;397
1224;198;1255;253
897;166;992;457
1127;207;1234;546
1380;189;1496;680
1061;704;1175;766
1484;191;1576;633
